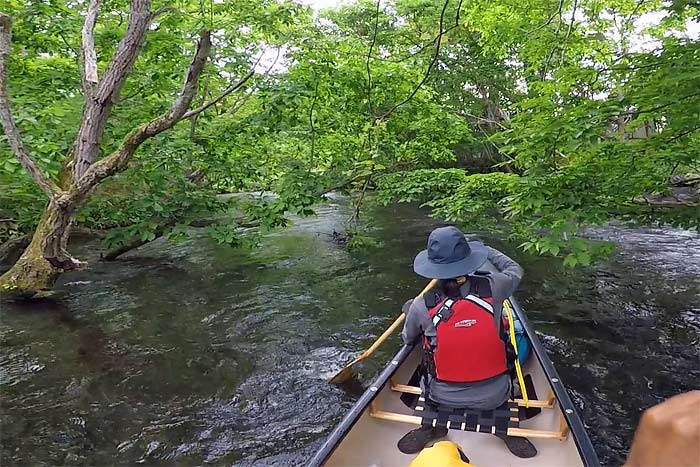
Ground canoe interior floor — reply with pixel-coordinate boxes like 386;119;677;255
325;349;584;467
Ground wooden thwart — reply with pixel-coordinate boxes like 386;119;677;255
559;408;571;439
389;381;556;409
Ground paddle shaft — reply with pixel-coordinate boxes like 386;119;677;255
328;279;438;383
358;279;439;360
361;314;405;358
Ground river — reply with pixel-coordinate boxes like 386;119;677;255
1;198;699;466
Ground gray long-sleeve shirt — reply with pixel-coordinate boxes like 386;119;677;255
401;246;524;409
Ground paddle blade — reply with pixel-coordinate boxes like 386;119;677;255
328;353;364;384
328;365;356;385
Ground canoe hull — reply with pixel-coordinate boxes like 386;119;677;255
310;297;599;467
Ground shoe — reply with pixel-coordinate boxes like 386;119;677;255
397;426;449;454
501;436;538;458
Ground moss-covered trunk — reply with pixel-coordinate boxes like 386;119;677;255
0;201;76;299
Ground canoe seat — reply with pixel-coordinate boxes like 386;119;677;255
415;396;518;437
369;389;569;440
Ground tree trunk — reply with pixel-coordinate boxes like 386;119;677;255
0;201;78;299
0;20;213;299
0;233;31;274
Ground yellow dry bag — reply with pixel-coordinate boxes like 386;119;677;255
408;441;476;467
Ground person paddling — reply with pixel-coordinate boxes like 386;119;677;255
398;226;537;458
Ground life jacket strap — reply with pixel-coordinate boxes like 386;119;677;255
431;298;457;328
463;294;494;315
424;298;458;402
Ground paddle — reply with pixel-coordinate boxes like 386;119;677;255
503;299;529;407
329;279;439;385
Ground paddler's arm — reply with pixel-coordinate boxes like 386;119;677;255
484;246;524;298
474;247;524;324
401;297;432;345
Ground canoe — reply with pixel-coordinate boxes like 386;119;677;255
310;297;600;467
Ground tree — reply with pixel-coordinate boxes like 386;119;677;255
2;0;697;298
0;0;307;297
250;0;475;223
373;0;700;265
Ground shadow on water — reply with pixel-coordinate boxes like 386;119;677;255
1;198;699;466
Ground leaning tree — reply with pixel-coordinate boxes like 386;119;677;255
0;0;259;298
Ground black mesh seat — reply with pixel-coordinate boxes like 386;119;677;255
414;397;520;436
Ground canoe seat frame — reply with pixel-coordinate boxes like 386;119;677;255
367;380;569;441
389;380;557;409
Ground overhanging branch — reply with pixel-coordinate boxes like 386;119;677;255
229;47;280;114
180;70;249;120
559;0;578;65
0;14;60;198
151;5;175;18
182;46;280;121
180;67;255;120
379;0;453;120
366;0;381;118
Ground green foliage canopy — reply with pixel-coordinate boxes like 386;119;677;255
1;0;698;266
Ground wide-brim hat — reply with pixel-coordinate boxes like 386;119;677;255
413;226;488;279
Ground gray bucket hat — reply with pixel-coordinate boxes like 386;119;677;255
413;226;488;279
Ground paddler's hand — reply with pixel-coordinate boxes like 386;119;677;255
625;391;700;467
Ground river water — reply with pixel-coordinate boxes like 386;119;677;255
1;199;699;466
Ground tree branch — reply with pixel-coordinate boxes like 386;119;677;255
525;3;562;34
0;233;31;273
0;14;60;198
226;47;279;115
81;0;100;96
227;87;256;115
72;0;153;180
624;0;647;30
101;222;171;261
183;46;280;120
456;110;508;129
346;172;373;225
366;0;462;65
58;31;79;56
117;82;149;102
366;0;381;119
188;72;210;141
664;125;700;143
540;0;565;78
559;0;578;65
233;46;280;109
151;5;175;19
379;0;452;120
623;91;700;116
70;30;213;202
181;77;248;120
309;81;319;168
454;0;463;27
180;57;260;120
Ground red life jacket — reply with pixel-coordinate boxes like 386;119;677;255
424;295;508;383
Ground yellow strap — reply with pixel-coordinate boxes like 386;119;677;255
503;300;529;408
